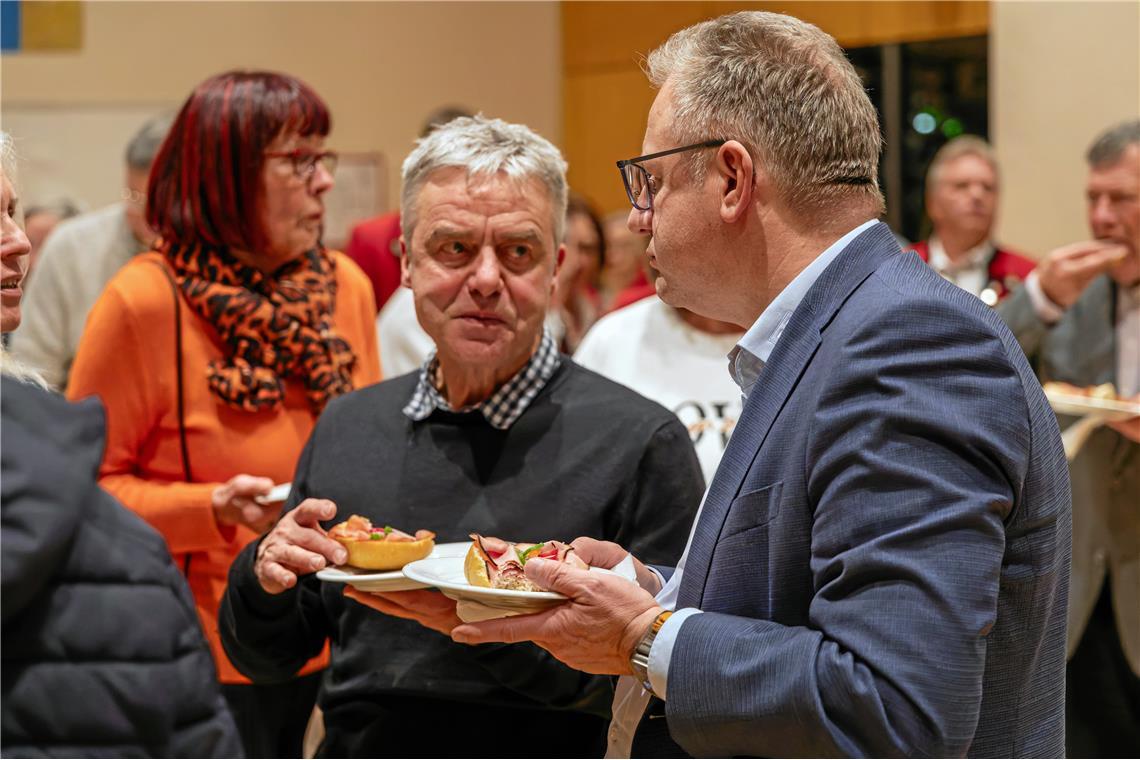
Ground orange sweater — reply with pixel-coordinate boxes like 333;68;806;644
68;251;381;683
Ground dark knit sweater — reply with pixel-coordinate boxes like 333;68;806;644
219;360;704;753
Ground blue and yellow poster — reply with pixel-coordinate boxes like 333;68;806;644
1;1;83;52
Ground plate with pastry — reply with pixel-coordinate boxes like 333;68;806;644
1043;381;1140;420
317;515;466;592
402;534;636;620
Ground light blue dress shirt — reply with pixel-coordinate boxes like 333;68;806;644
606;218;881;757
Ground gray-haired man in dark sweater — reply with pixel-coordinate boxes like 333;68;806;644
219;116;704;758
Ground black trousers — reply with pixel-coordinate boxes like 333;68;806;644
318;694;607;758
222;672;323;759
1066;583;1140;758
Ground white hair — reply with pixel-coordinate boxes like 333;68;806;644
0;131;17;184
645;11;884;215
0;345;50;388
399;115;569;244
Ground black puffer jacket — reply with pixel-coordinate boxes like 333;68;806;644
1;378;242;758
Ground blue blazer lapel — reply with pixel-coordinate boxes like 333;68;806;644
676;223;902;609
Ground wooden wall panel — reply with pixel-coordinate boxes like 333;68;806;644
563;1;990;213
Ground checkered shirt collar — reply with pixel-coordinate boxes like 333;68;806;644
402;329;561;430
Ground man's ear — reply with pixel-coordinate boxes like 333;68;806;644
399;237;412;288
715;141;755;224
551;243;566;299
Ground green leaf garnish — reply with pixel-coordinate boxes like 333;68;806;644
519;542;546;564
369;532;384;540
383;526;393;535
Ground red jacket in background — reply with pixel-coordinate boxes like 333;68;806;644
908;239;1036;302
345;211;403;313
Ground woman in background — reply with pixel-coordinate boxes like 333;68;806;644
68;71;381;757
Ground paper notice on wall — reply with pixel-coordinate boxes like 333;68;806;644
322;152;387;250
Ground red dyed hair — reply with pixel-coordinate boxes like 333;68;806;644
147;70;331;253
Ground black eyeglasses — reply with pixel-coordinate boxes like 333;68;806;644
264;149;339;181
616;139;726;210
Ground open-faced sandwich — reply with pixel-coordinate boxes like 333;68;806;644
464;534;588;592
1043;381;1120;401
328;515;436;570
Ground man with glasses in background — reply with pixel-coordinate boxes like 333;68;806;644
10;112;172;391
453;11;1071;758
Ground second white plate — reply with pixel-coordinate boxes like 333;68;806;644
1045;390;1140;421
402;556;567;614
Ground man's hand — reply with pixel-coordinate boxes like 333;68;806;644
451;555;663;675
344;588;461;636
212;474;279;533
571;537;662;595
254;499;346;594
1037;241;1129;308
1107;395;1140;443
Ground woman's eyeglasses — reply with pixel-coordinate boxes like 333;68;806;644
264;149;339;181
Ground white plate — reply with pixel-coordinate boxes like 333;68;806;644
317;541;471;592
1044;390;1140;421
402;556;567;615
254;482;293;506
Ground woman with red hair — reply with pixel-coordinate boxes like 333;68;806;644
68;71;380;757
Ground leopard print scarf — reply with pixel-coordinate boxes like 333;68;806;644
163;241;356;414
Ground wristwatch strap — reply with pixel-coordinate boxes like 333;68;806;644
630;610;673;696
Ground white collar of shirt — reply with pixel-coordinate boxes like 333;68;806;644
928;236;994;276
727;218;880;398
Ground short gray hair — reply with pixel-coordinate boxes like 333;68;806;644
645;11;884;215
125;112;174;171
925;135;998;197
1087;119;1140;168
400;115;569;244
26;198;82;223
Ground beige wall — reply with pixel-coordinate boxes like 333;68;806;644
562;1;989;214
1;1;561;240
992;1;1140;257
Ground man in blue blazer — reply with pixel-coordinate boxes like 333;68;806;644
454;11;1071;757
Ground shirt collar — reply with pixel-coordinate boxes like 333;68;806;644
728;218;880;396
927;235;994;276
402;329;562;430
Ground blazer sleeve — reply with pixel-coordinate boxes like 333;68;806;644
66;278;231;554
996;283;1051;365
663;301;1030;757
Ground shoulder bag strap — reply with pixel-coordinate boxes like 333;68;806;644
149;259;195;576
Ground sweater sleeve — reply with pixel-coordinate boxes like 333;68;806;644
356;279;382;384
336;251;383;384
616;417;705;567
218;431;332;682
66;279;231;554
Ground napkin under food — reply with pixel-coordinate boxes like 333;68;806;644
455;553;639;623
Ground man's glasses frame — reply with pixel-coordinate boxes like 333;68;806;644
264;149;339;182
615;139;726;211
